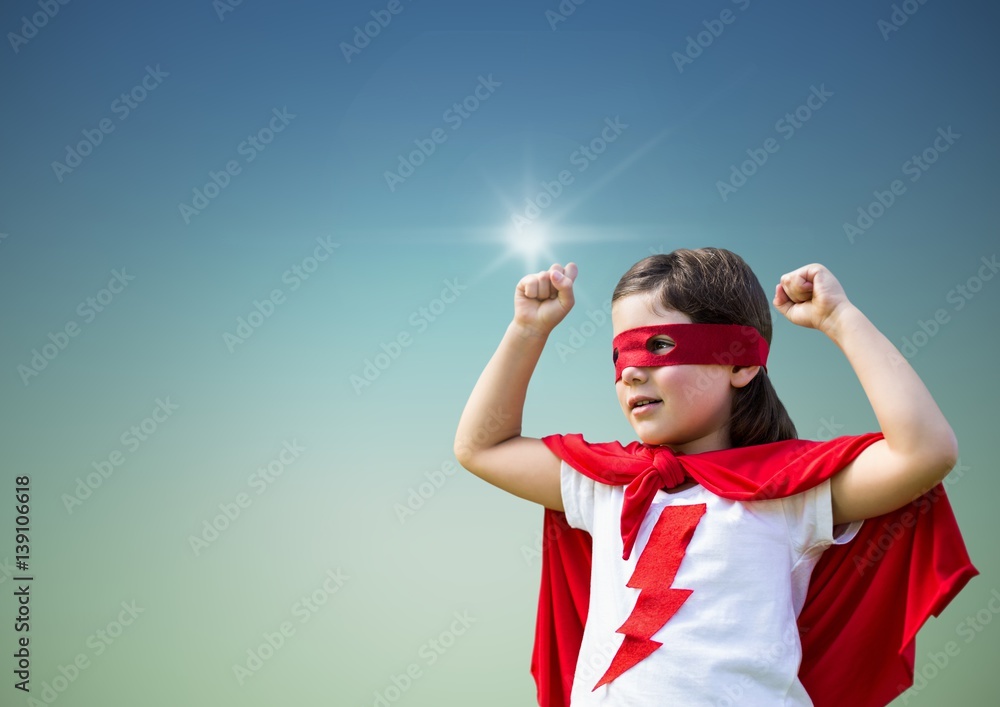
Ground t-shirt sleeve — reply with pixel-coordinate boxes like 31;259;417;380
560;460;597;534
781;478;863;558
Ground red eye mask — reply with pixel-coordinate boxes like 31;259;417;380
613;323;769;382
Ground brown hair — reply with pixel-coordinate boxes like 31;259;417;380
611;248;797;448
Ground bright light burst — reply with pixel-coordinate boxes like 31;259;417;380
361;67;752;290
505;223;553;272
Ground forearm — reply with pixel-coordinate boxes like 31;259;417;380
823;304;958;463
454;320;549;462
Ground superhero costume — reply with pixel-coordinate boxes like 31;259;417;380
530;433;977;707
527;323;977;706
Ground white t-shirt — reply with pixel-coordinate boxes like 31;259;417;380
560;460;862;706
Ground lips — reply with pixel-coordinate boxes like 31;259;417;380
631;400;661;417
628;395;662;410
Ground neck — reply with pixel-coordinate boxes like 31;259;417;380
653;430;732;456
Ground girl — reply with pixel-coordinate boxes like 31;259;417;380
453;248;975;706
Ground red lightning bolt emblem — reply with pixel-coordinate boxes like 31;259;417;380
593;503;706;690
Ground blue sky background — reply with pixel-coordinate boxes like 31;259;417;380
1;1;998;705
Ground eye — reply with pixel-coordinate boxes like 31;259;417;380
649;338;674;352
612;348;619;363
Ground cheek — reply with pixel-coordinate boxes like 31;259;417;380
654;365;696;392
656;365;725;402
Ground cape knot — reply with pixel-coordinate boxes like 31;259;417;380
619;447;689;560
649;448;686;489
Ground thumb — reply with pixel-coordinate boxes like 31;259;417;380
551;262;577;287
550;268;575;307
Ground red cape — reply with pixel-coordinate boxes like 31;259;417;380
532;432;977;707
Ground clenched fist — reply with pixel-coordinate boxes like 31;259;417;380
773;263;854;335
514;262;578;337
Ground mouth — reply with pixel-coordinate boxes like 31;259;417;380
629;397;662;415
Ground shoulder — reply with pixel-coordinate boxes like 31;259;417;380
559;458;620;533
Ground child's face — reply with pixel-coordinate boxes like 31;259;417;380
612;293;745;454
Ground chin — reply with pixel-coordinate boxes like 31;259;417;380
636;431;673;447
633;426;694;449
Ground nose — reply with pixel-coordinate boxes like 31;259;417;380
620;365;647;385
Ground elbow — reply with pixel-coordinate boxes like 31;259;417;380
940;441;960;482
929;428;960;485
453;437;477;471
939;425;960;469
454;444;488;481
454;429;518;471
896;429;960;491
453;439;470;468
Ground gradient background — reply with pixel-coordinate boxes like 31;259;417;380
1;0;998;705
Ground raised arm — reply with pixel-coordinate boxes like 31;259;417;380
773;264;959;524
453;262;579;510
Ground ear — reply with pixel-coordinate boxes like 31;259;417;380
729;365;761;389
